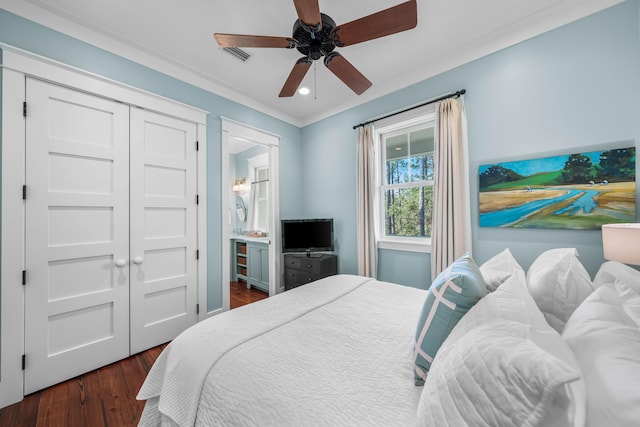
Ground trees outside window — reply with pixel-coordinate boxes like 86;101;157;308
380;123;434;240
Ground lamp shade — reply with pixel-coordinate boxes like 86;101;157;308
602;223;640;266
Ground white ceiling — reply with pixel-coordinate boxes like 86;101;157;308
3;0;622;127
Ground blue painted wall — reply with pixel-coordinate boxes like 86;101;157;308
0;0;638;394
0;8;305;312
0;2;639;296
302;1;640;288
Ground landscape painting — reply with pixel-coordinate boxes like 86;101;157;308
479;146;636;229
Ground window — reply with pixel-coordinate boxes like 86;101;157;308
377;113;435;252
247;152;269;233
255;166;269;231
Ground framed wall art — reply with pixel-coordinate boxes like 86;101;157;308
479;144;636;229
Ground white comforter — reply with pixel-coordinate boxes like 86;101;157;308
138;274;426;426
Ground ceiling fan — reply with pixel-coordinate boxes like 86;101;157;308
214;0;417;97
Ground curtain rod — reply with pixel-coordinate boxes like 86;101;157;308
352;89;466;130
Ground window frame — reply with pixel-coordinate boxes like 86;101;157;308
247;153;269;232
255;166;269;231
375;111;436;253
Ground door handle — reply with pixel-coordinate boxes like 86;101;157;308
133;257;144;265
115;259;127;268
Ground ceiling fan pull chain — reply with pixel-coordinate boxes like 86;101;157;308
314;61;317;100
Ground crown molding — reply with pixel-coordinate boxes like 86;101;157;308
0;0;304;127
1;0;624;128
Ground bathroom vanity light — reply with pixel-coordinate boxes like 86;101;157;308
232;178;246;193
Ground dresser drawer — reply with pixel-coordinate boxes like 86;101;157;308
285;255;302;270
302;258;323;274
285;270;317;286
285;255;324;273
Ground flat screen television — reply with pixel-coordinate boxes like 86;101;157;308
281;218;334;253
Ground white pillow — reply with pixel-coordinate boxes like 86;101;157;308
479;248;526;292
416;321;580;427
562;280;640;427
593;261;640;293
443;274;586;427
447;274;551;342
527;248;594;333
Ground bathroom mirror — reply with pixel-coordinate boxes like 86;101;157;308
235;195;246;222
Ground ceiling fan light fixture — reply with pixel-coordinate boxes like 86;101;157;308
214;0;418;97
298;87;310;95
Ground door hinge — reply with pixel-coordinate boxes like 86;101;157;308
196;249;200;260
195;140;199;151
22;354;26;370
22;270;26;286
196;304;200;315
22;185;27;200
23;101;27;118
196;195;199;205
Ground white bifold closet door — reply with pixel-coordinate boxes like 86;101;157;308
24;79;131;394
129;108;198;354
24;78;198;394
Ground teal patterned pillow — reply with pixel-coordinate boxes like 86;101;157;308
414;253;487;385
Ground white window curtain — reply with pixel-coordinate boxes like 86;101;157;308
246;183;259;232
356;124;378;277
431;97;472;279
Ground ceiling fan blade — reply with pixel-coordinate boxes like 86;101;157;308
279;57;313;97
293;0;322;30
331;0;417;47
324;52;372;95
214;33;296;49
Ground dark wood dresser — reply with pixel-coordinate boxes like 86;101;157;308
284;253;337;291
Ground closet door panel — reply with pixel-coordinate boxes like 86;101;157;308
24;78;130;394
130;108;198;354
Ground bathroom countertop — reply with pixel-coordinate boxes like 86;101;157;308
230;234;271;244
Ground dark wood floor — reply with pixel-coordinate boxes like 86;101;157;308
0;283;269;427
230;280;269;309
0;344;168;427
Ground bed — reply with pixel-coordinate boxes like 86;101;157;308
137;249;640;427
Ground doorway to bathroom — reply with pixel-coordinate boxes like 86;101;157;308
221;118;281;311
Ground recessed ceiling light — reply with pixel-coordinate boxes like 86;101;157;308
298;87;310;95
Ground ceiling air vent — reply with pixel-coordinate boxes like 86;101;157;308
223;47;251;62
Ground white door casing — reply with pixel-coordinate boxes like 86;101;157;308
129;108;198;354
24;78;131;394
221;118;281;310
